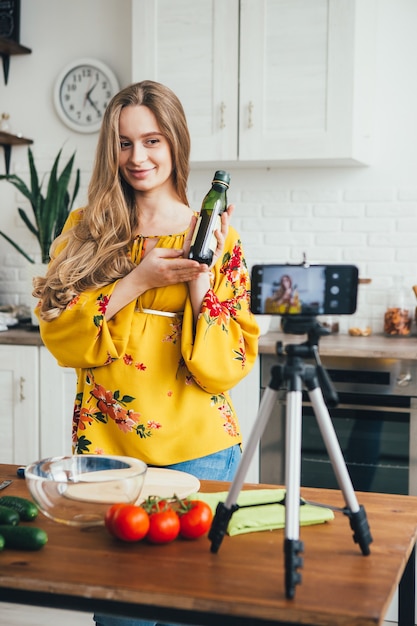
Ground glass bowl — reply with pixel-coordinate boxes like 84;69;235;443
25;455;147;527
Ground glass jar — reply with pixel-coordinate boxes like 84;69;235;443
321;316;340;334
383;279;412;337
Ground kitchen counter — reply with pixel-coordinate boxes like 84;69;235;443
259;331;417;361
2;327;417;360
0;326;43;346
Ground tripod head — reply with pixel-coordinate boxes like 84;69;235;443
281;313;330;339
276;315;339;408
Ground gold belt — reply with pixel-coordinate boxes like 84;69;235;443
136;308;184;318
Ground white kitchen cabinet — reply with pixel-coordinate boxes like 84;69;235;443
239;0;376;165
0;345;39;465
131;0;238;162
131;0;376;166
39;347;76;458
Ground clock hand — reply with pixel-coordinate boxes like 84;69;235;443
83;81;98;107
86;93;101;116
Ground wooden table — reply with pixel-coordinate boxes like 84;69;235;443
0;463;416;626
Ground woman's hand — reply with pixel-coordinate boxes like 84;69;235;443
106;206;234;321
211;204;234;268
185;204;234;325
133;247;208;292
105;247;207;320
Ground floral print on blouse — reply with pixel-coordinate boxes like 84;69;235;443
37;208;260;466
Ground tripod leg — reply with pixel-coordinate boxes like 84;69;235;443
308;386;372;555
226;386;279;508
209;385;279;553
284;388;304;599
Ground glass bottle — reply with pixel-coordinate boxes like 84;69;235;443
188;170;230;265
383;278;412;337
348;278;372;337
0;113;10;132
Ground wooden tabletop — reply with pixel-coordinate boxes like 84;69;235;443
0;464;416;626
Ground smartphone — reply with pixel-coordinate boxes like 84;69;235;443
251;264;358;316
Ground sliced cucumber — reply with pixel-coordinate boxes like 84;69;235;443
0;525;48;550
0;495;38;521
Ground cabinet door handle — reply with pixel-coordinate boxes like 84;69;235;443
19;376;25;401
220;101;226;129
248;101;254;128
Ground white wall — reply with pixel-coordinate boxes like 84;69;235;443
1;0;417;335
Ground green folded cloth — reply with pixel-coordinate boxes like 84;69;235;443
191;489;334;536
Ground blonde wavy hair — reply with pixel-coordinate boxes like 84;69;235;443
33;80;191;320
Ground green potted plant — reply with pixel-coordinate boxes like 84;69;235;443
0;147;80;264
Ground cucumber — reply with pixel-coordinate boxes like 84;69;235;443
0;496;38;521
0;525;48;550
0;534;4;551
0;505;19;526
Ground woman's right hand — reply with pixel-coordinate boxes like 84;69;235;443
105;247;208;320
131;246;208;292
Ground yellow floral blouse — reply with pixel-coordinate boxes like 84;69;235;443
37;209;260;466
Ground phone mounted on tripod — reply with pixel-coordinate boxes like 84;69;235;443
251;259;359;318
208;258;372;600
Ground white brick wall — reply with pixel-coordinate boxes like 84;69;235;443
187;169;417;336
2;168;416;336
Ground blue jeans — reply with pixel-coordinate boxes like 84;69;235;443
93;445;241;626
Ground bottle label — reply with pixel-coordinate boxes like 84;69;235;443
208;215;221;254
190;214;221;252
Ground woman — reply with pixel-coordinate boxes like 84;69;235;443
33;80;259;626
265;274;300;314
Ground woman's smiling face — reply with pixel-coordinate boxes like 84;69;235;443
118;104;174;194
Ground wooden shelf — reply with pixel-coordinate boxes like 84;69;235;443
0;38;31;55
0;131;33;174
0;36;32;84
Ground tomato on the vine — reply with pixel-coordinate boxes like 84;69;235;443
104;503;126;534
146;509;180;544
178;500;213;540
105;504;150;542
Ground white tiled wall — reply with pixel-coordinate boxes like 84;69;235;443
188;168;417;336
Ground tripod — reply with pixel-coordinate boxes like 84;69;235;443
209;317;373;599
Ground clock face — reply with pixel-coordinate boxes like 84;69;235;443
54;59;120;133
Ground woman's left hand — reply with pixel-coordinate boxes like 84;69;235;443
184;204;234;324
211;204;234;268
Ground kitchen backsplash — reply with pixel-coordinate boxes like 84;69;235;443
1;165;416;336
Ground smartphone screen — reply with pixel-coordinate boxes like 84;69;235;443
251;264;358;316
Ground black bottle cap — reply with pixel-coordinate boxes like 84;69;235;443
213;170;231;187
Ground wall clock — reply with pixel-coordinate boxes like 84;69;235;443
53;58;120;133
